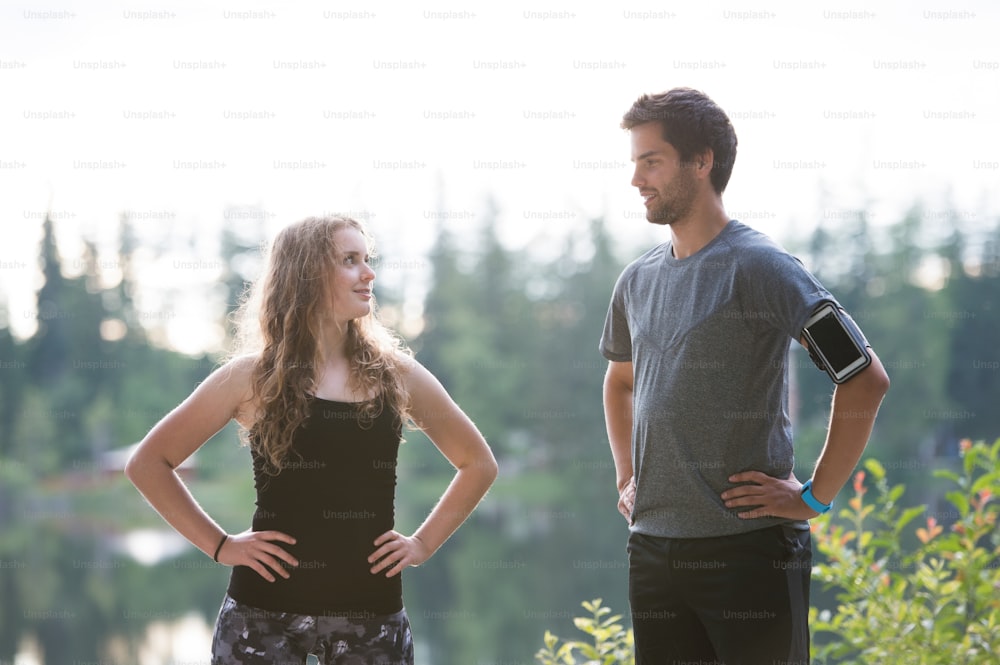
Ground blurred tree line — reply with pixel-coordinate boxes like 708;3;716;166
789;205;1000;485
0;203;997;664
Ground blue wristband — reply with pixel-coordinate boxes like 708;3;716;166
800;480;833;514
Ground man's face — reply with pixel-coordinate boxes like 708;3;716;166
629;122;698;226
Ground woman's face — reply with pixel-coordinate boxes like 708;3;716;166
328;226;376;323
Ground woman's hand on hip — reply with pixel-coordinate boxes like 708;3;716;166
369;530;431;578
217;529;299;582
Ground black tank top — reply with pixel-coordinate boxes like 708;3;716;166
227;397;403;615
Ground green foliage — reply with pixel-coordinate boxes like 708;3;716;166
403;213;631;664
535;599;634;665
810;439;1000;664
539;442;1000;665
788;205;1000;463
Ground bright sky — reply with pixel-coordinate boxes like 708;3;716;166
1;0;997;354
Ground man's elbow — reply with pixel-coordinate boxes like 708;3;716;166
603;375;633;402
856;361;890;400
875;367;890;397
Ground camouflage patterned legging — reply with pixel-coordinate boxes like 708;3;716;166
211;595;414;665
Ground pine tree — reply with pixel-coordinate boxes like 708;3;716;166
29;215;72;385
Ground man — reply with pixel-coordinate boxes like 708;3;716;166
600;87;890;664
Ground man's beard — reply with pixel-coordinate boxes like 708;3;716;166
646;168;697;226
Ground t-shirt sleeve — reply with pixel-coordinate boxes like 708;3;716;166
600;269;633;362
741;247;836;341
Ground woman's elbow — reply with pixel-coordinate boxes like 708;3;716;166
479;449;499;485
123;449;145;484
123;445;167;485
469;445;499;487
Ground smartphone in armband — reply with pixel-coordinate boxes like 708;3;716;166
802;303;871;384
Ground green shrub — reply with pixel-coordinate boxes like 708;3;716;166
535;599;634;665
538;440;1000;665
810;438;1000;664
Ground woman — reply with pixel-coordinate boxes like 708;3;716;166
125;216;498;664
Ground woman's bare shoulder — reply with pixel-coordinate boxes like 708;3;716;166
207;354;255;389
209;354;259;426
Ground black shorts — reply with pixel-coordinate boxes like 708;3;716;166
627;524;812;665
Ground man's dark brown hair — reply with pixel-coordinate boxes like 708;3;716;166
622;87;738;194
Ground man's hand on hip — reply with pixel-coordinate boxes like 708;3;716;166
618;476;636;522
721;471;819;520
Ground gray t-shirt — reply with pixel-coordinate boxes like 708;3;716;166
600;220;833;538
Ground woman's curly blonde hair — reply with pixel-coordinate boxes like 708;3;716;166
230;215;411;474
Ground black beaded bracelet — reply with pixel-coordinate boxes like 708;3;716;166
212;534;229;562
